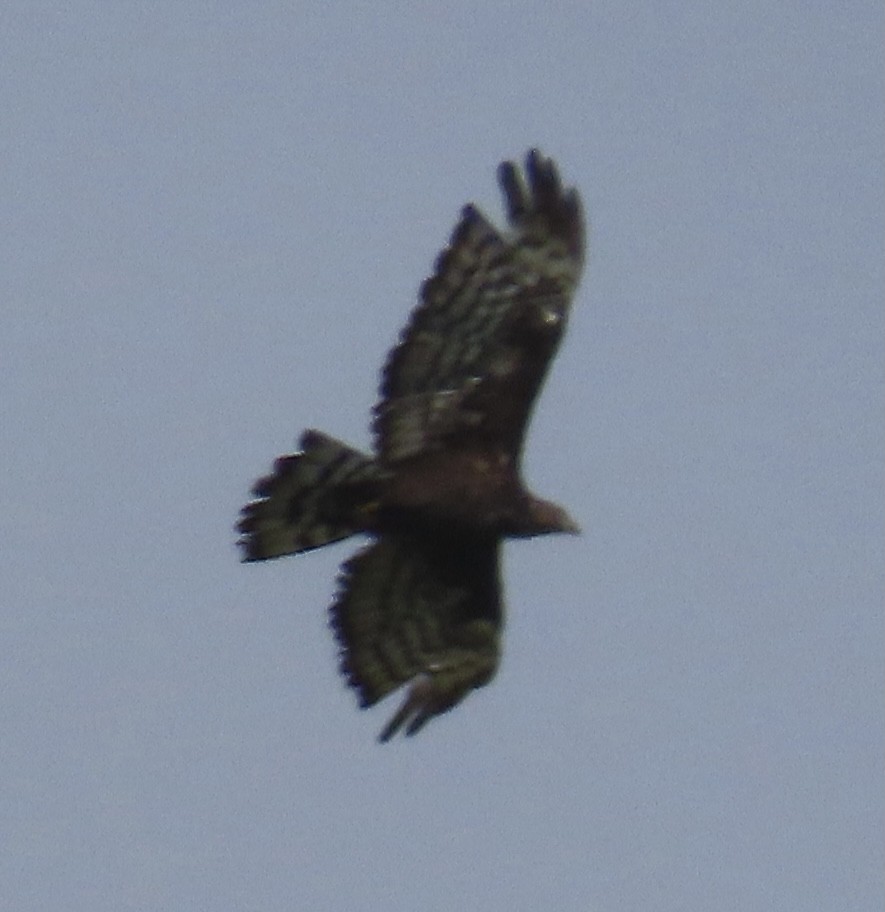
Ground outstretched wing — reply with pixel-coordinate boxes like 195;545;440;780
373;149;584;466
330;532;501;740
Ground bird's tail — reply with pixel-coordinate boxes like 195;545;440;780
237;430;383;561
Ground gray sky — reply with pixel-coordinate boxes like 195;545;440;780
2;3;882;910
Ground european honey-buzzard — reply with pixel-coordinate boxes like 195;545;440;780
238;150;585;741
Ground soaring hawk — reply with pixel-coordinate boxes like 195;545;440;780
238;150;585;741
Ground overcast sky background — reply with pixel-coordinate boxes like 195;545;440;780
2;3;882;910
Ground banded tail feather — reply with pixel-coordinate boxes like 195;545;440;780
237;430;382;561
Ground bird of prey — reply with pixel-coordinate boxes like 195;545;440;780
238;149;585;741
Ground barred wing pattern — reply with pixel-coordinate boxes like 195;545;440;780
374;149;584;465
331;532;501;741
